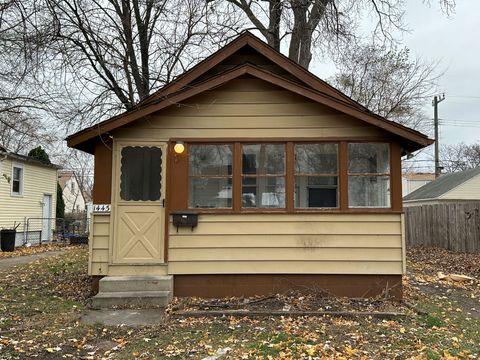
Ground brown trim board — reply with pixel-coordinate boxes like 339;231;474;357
92;139;113;204
174;274;403;300
169;139;404;213
68;64;432;153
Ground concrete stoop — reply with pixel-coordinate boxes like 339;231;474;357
91;275;173;309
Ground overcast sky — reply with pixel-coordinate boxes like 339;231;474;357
314;0;480;150
403;0;480;146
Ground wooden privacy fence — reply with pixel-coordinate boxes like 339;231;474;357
405;202;480;253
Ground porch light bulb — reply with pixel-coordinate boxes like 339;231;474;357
174;142;185;154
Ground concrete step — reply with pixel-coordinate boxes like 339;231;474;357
91;290;172;309
99;275;173;293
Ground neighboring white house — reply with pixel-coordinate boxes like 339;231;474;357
404;168;480;206
402;172;435;197
0;146;60;246
58;170;86;213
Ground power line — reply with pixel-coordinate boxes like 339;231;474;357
448;95;480;99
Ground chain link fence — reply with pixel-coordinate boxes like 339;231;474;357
27;217;91;245
1;217;91;247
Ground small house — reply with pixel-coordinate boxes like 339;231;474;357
58;170;87;213
404;168;480;253
404;168;480;206
67;33;432;305
402;172;435;197
0;146;60;246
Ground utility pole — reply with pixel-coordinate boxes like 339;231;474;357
433;94;446;178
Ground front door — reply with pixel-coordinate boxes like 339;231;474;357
112;142;167;264
41;194;52;242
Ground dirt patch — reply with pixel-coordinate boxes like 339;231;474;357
169;290;411;316
407;246;480;320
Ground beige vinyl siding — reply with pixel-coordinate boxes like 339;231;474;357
439;174;480;200
112;78;392;141
107;77;403;277
0;157;57;235
89;213;169;276
168;213;404;275
89;213;110;275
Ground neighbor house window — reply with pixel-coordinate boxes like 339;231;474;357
11;164;23;196
348;143;390;208
242;144;285;208
189;144;233;208
295;144;338;208
120;146;162;201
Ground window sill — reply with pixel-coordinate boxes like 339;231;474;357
180;208;402;215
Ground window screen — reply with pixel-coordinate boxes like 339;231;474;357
242;144;285;208
189;144;233;208
120;146;162;201
348;143;390;208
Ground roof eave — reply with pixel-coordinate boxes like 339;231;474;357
67;64;432;153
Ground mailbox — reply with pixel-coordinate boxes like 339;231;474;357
172;211;198;231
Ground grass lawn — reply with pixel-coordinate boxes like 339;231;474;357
0;246;479;359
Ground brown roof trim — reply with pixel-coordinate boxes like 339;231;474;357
67;63;432;151
138;32;364;111
245;66;432;148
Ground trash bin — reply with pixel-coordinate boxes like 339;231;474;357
0;229;16;252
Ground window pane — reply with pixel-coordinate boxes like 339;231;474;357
189;145;232;176
189;178;232;208
120;146;162;201
348;176;390;207
295;144;338;174
13;167;21;181
12;167;22;194
242;144;285;175
295;176;338;208
12;180;20;193
348;143;389;173
242;176;285;208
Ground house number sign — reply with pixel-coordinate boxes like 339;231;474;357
93;204;111;213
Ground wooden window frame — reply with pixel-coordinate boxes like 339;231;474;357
171;139;401;214
188;143;234;210
347;142;391;209
293;143;339;210
241;143;287;211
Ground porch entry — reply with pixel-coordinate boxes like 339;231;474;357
112;142;167;264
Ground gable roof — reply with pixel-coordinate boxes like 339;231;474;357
58;170;78;189
404;168;480;201
67;32;433;154
0;148;61;170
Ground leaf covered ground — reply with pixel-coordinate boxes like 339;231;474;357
0;243;76;259
0;246;479;359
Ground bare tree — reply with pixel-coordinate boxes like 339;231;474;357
0;113;57;153
441;142;480;172
60;149;94;200
212;0;456;69
0;0;63;152
331;43;440;131
41;0;241;129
